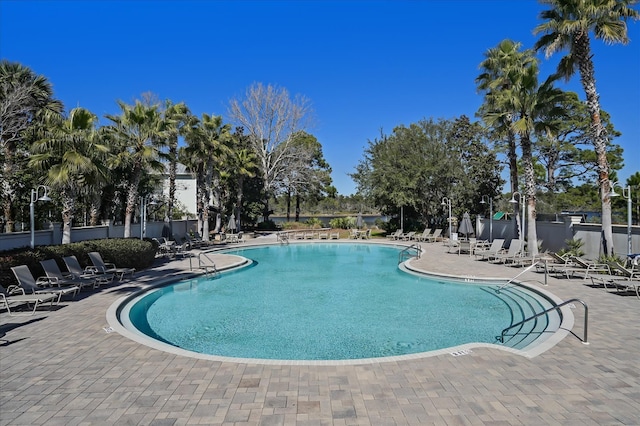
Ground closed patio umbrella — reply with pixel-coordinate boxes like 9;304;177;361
356;213;364;229
227;215;236;233
458;212;474;238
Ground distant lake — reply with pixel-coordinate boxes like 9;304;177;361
270;214;385;227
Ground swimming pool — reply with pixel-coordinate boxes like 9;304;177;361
115;243;565;363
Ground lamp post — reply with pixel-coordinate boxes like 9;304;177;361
609;182;633;256
441;197;452;239
480;195;493;242
140;195;157;240
509;191;525;246
30;185;51;249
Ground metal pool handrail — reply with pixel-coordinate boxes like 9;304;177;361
498;298;589;345
399;244;422;264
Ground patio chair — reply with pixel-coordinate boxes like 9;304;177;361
385;229;402;240
489;240;524;264
40;258;98;291
329;232;340;240
425;229;442;243
63;255;114;285
475;238;505;260
570;257;611;280
1;285;58;316
400;231;416;241
11;265;79;303
87;252;136;280
607;260;638;279
415;229;433;242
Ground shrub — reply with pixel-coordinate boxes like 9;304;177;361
305;217;323;228
558;238;585;258
256;219;279;231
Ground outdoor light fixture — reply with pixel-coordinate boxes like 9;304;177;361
140;195;158;240
30;185;51;249
608;181;633;256
480;195;493;242
509;191;526;246
441;197;452;240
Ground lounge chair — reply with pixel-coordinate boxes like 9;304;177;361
415;229;433;242
87;252;136;280
385;230;402;240
607;260;638;279
489;240;524;264
400;231;416;241
475;238;505;260
63;255;114;285
40;258;100;290
11;265;79;303
329;232;340;240
1;285;58;316
425;229;442;243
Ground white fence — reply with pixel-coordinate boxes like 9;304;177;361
475;215;639;259
0;219;199;252
1;215;638;260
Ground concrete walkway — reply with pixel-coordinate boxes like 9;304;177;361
1;238;639;425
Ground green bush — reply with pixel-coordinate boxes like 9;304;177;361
329;217;355;229
305;217;323;228
0;238;156;288
558;238;585;258
256;219;279;231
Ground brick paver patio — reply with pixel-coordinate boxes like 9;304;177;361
1;237;639;425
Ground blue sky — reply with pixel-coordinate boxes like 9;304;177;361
2;0;638;195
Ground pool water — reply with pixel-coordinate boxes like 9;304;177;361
126;244;550;360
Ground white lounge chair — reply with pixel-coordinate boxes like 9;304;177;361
475;238;505;260
386;230;402;240
489;240;524;264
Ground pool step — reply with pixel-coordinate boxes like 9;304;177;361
485;285;560;350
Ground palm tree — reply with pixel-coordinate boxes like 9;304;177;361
476;40;535;240
181;114;232;241
478;40;568;255
1;61;63;230
534;0;639;256
231;147;257;232
105;100;167;238
29;107;108;243
161;100;190;234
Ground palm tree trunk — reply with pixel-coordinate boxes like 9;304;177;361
236;177;244;233
507;128;521;238
575;30;614;256
168;135;177;236
521;134;538;256
61;191;75;244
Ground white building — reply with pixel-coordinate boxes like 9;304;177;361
160;163;197;217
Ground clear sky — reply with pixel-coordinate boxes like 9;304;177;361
2;0;638;195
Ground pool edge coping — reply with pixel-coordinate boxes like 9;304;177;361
106;241;576;365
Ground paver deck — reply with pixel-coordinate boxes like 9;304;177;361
1;237;639;425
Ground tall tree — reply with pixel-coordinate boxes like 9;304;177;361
0;61;63;230
229;83;313;221
181;113;232;240
105;100;167;238
476;40;535;239
162;100;190;234
534;0;639;255
29;107;108;243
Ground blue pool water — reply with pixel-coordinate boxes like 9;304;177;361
125;244;554;360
